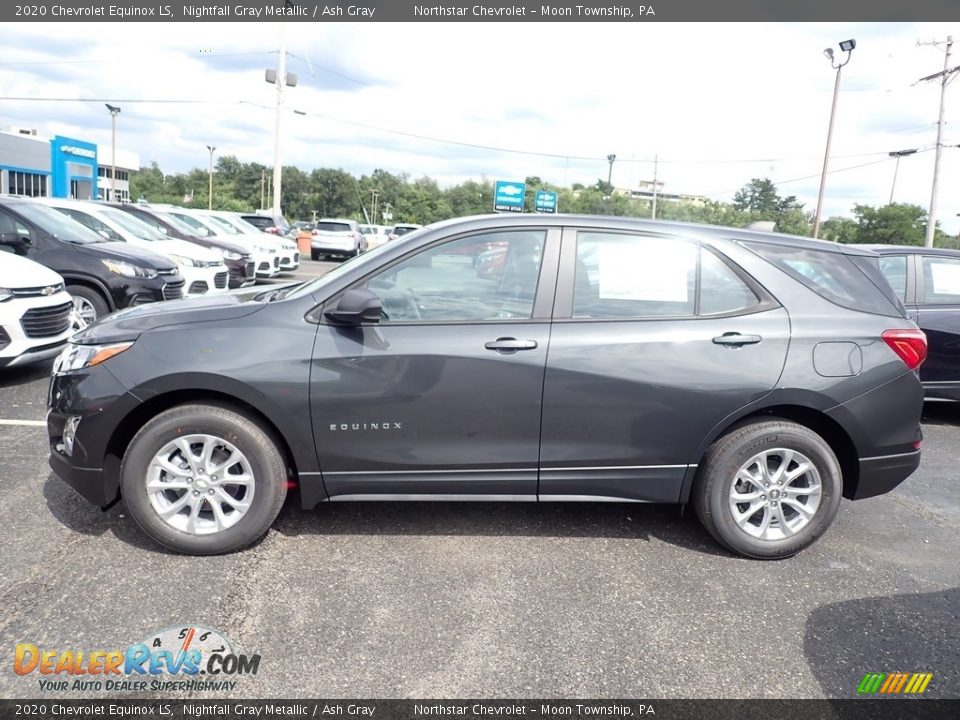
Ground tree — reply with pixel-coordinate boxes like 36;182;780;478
820;216;859;244
853;203;928;246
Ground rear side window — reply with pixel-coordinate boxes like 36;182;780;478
877;255;908;302
922;256;960;304
743;242;903;317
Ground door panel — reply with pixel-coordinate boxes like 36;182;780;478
310;228;558;498
916;254;960;391
539;228;790;502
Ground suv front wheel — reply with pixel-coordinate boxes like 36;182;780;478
120;404;287;555
693;419;842;559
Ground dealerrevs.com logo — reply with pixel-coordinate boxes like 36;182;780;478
14;625;261;693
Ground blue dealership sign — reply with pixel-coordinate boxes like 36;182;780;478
534;190;558;213
493;180;526;212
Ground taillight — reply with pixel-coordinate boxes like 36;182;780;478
881;328;927;370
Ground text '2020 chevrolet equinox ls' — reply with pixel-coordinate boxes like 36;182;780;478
47;215;926;558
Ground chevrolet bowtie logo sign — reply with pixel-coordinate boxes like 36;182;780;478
41;286;56;296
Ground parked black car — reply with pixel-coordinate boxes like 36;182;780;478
0;197;184;326
108;204;255;289
864;244;960;401
48;215;926;558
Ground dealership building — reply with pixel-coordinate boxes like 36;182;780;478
0;128;139;202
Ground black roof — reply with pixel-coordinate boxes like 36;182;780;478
856;243;960;257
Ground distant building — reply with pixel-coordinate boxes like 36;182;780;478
0;127;139;202
614;180;707;206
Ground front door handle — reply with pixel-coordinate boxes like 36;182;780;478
485;337;538;354
713;332;762;347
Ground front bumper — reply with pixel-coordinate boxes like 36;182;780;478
278;248;300;271
255;251;281;278
180;265;229;296
226;258;256;288
0;294;74;368
47;365;136;507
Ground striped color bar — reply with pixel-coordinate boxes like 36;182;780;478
857;672;933;694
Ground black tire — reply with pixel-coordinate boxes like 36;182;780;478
66;284;109;324
692;419;842;560
120;404;287;555
310;250;320;261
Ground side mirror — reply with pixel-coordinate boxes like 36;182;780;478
0;231;31;247
324;288;382;325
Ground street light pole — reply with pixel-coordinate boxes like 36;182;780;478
606;154;616;188
920;35;954;247
206;145;216;211
888;149;917;205
104;104;121;201
813;39;856;240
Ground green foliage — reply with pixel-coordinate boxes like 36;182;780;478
130;163;954;246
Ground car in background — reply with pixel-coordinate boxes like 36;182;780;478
108;204;255;289
360;224;391;250
0;197;184;326
0;253;75;368
204;211;300;272
386;223;424;242
311;218;366;260
36;199;229;298
240;212;292;237
47;214;925;558
159;209;282;280
865;244;960;401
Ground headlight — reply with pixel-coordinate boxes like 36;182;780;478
53;341;134;375
221;250;242;260
101;259;157;279
0;288;12;302
168;254;198;268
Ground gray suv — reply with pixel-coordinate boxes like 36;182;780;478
47;215;925;558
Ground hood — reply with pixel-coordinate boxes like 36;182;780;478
188;236;250;257
72;292;265;344
152;239;222;264
0;251;65;288
74;241;178;270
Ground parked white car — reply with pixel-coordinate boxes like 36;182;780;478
161;209;283;279
0;252;75;368
35;199;229;297
203;212;300;273
360;224;391;250
311;218;366;260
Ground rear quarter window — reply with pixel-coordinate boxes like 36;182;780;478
742;241;904;317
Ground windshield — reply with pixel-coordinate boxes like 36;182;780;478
394;226;419;236
99;207;168;241
15;203;108;244
203;215;244;235
284;240;397;301
167;212;218;237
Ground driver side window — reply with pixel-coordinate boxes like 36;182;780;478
361;231;546;323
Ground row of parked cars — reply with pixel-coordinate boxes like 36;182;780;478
0;197;299;368
290;219;424;260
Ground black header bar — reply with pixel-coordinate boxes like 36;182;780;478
3;1;960;23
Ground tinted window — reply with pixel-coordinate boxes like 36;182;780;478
699;248;760;315
393;226;417;237
12;203;106;244
744;242;902;317
316;222;353;233
361;230;545;322
877;255;908;302
56;209;123;242
922;256;960;304
573;233;697;318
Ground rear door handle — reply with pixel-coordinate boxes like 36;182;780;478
713;332;762;347
485;337;538;353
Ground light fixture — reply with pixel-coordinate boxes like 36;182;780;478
823;48;834;61
839;39;856;52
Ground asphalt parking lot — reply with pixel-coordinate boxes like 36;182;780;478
0;258;958;700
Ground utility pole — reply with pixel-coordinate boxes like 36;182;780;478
104;104;120;202
888;149;918;205
260;170;265;210
370;189;380;225
606;154;616;188
206;145;216;210
918;35;957;247
272;25;286;219
651;154;659;219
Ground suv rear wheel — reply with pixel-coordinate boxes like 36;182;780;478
120;404;287;555
693;419;842;559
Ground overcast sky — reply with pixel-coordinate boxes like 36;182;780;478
2;21;959;231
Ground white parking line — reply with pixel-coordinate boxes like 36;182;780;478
0;419;46;427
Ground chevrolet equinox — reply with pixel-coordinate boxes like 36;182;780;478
47;215;926;558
